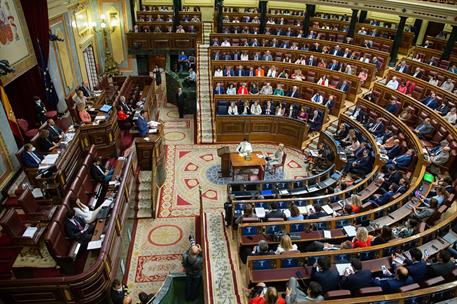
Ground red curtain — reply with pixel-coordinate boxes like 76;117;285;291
4;0;52;127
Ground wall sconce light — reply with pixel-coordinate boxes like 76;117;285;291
91;13;118;33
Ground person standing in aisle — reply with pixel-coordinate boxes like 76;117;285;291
177;87;185;118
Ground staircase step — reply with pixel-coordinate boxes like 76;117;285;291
139;171;152;183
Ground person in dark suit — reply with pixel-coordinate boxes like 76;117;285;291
349;149;373;175
119;96;133;115
414;118;434;139
36;129;59;152
235;65;245;77
91;156;113;183
64;209;94;244
402;248;427;283
373;266;414;293
340;258;373;294
309;110;323;131
47;119;64;142
177;87;185;118
428;250;456;277
385;100;400;114
420;92;439;110
265;202;285;220
110;279;132;304
135;110;149;137
311;256;340;292
369;118;385;138
371;184;397;206
337;80;349;93
21;143;44;168
395;61;409;73
386;149;414;170
34;96;47;124
214;83;225;95
79;81;92;97
306;205;328;219
287;86;301;98
386;139;401;159
327;59;340;71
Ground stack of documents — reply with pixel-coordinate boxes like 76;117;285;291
343;225;357;237
41;154;59;166
22;226;38;238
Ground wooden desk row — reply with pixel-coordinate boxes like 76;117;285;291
214;95;329;124
209;46;378;85
211;76;345;116
355;23;414;54
209;34;390;75
216;115;309;149
409;46;457;70
353;34;393;52
402;58;457;84
424;35;457;57
385;69;457;104
126;32;202;51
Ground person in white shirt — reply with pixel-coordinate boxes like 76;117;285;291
214;67;223;77
267;143;285;171
176;25;185;33
345;64;352;75
360;55;370;63
241;101;250;115
386;76;399;90
317;75;329;87
228;101;239;115
441;78;455;92
429;75;439;86
250;100;262;115
240;52;249;61
236;138;253;154
221;39;231;47
226;84;236;95
444;107;457;124
72;198;105;224
275;103;285;116
267;66;277;78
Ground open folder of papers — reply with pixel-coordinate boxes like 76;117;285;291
335;263;353;276
343;225;357;237
22;226;38;238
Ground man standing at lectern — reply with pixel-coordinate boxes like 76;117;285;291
236;138;253;154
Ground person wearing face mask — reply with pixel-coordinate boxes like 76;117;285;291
21;143;44;168
33;96;47;124
111;279;132;304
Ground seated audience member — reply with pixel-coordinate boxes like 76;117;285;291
250;286;285;304
116;105;129;121
436;100;450;116
297;106;308;121
385;99;400;114
288;85;300;98
250;100;262;115
349;149;372;176
358;70;368;84
311;92;324;104
22;143;44;168
74;89;88;109
386;139;401;159
91;156;113;183
275;103;286;116
429;75;439;86
267;143;285;171
240;101;250;115
235;203;256;224
249;82;259;94
227;101;239;115
310;256;340;292
65;209;95;244
395;60;408;73
352;227;371;248
260;83;273;95
397;81;407;94
47;119;64;141
238;83;249;95
306;205;327;219
317;75;329;87
428;146;450;174
286;280;324;303
71;197;105;224
414;118;434;139
214;83;225;95
264;100;274;115
373;266;414;293
370;183;397;207
36;129;59;152
77;103;92;123
400;248;427;283
286;204;304;221
265;201;284;220
251;240;274;256
441;78;455;92
386;76;399;90
429;250;456;277
386;149;414;170
185;68;196;83
369;117;385;138
226;83;236;95
275;235;299;254
338;80;350;92
399;107;413;122
273;84;285;96
236;138;253;155
340;258;373;293
347;194;362;214
119;96;133;115
411;198;438;220
323;95;335;111
371;226;393;245
308;110;322;131
444;107;457;124
135;110;149;137
411;67;422;78
111;279;132;304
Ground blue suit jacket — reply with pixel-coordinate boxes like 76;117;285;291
375;276;414;293
421;97;439;110
214;87;225;95
311;268;340;292
387;145;401;159
22;151;44;168
395;155;412;168
405;260;427;283
375;191;394;206
136;117;148;137
340;270;373;293
385;104;399;114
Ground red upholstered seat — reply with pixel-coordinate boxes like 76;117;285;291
18;189;57;222
17;118;39;139
45;111;58;119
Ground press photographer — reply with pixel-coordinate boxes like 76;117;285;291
182;235;203;301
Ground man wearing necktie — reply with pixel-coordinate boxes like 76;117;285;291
64;209;94;244
420;92;439;110
47;119;64;142
21;144;44;168
414;118;434;139
369;118;385;137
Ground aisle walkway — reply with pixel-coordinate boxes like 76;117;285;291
125;104;309;300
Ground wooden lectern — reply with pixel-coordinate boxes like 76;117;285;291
217;146;231;177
